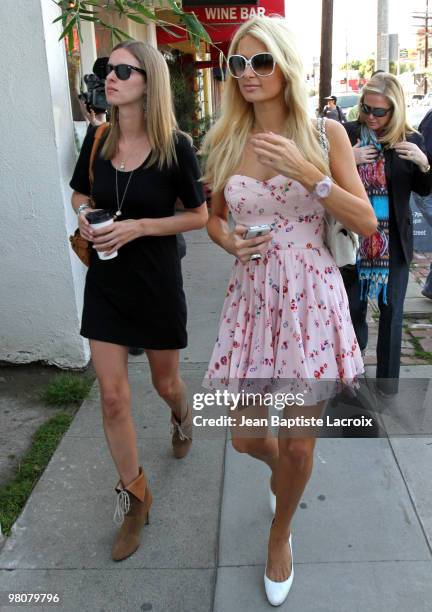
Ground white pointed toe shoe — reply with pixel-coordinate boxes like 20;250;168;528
264;533;293;606
269;479;276;515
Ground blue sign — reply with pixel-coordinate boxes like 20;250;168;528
410;194;432;252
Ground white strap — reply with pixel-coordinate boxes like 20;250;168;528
113;490;130;524
171;420;190;441
316;117;330;163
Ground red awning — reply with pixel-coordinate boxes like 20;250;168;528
156;23;239;46
156;0;284;47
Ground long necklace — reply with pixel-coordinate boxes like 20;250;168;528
115;168;134;217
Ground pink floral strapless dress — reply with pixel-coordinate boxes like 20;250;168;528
203;174;364;403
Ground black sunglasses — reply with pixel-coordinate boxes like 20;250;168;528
360;103;392;118
227;53;275;78
106;63;147;80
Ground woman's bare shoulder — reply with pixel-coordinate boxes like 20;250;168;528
324;118;346;136
310;116;343;134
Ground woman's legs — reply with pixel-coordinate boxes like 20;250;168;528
233;437;280;489
146;349;192;458
266;402;324;581
376;245;410;393
90;340;151;561
231;402;279;489
146;348;187;419
231;400;324;581
90;340;139;486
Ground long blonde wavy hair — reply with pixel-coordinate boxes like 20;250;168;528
359;72;416;147
202;16;329;193
102;40;178;168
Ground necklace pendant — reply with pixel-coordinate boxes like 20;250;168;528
115;210;122;217
120;161;125;171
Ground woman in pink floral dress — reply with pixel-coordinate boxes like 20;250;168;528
201;16;377;606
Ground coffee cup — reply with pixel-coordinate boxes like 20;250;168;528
85;209;117;260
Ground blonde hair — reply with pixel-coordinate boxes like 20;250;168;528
359;72;415;147
102;40;178;168
202;16;329;192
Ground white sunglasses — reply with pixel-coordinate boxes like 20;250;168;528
227;53;276;78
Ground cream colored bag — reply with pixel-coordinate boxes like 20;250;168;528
317;117;359;267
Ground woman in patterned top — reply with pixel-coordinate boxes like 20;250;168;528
342;72;432;395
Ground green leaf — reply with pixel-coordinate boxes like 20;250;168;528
193;22;211;43
52;0;211;52
112;29;123;43
68;29;75;54
108;24;134;41
159;24;185;39
58;15;76;42
80;15;100;22
76;14;82;43
164;0;183;16
131;3;156;19
53;0;70;9
181;13;210;44
126;13;147;24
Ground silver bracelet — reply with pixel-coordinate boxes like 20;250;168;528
76;203;91;216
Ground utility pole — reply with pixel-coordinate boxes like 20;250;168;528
319;0;333;113
377;0;389;71
413;0;430;94
345;29;349;93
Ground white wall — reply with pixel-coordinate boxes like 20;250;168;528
79;14;98;77
0;0;89;368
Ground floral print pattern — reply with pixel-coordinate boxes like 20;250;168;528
203;174;364;401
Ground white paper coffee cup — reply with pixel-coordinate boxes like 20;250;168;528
86;210;117;260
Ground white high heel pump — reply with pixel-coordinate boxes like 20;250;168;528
264;533;294;606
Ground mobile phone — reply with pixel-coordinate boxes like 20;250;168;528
243;224;272;260
243;224;272;240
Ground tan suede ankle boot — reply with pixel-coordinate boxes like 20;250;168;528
111;467;152;562
171;403;192;459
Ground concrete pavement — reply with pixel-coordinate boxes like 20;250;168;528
0;228;431;612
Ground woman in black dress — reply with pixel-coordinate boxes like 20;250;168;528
70;41;207;561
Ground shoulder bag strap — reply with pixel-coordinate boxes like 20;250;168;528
316;116;330;164
89;123;110;188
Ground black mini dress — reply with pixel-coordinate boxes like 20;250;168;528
69;128;204;349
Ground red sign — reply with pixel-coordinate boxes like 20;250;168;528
187;4;267;24
186;0;284;24
157;0;284;46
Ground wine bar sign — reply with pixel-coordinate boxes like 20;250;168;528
182;0;283;24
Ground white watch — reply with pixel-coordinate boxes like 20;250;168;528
312;176;332;199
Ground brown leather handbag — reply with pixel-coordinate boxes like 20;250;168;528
69;123;110;266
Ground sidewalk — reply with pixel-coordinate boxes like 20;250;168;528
0;230;431;611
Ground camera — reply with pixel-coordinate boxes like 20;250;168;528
79;57;108;114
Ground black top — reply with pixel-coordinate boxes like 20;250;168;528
418;109;432;159
322;105;346;123
344;120;432;263
70;127;205;349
